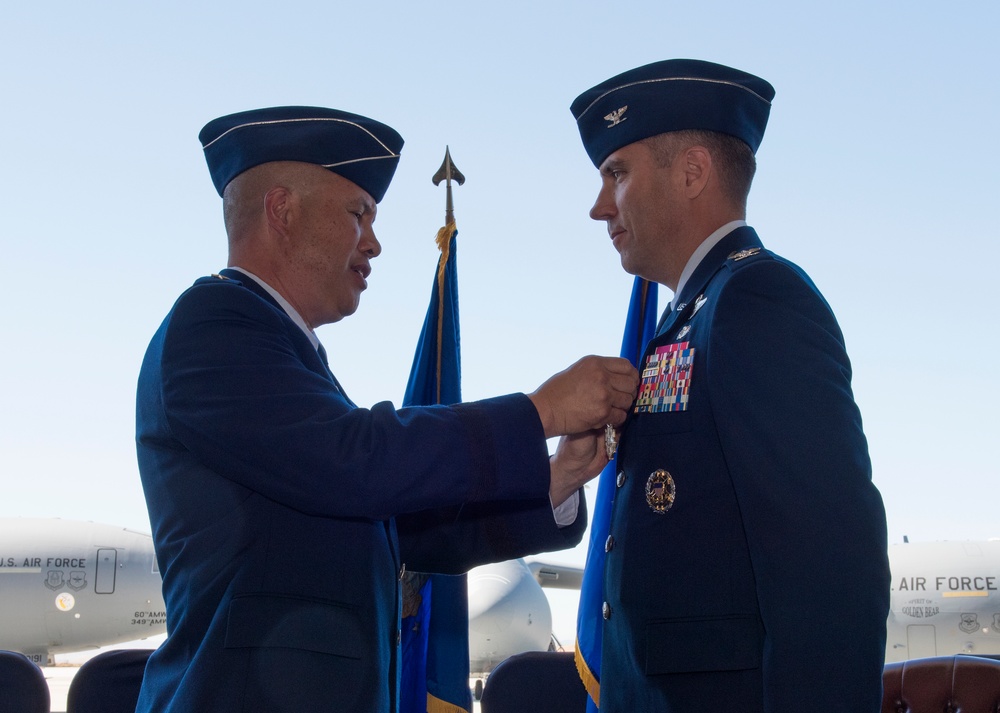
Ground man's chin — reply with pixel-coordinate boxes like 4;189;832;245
619;253;640;276
619;256;657;284
340;301;360;320
322;301;359;326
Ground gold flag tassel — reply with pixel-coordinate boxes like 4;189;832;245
433;221;456;404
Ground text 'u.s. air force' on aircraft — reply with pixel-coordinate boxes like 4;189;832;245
1;557;88;568
0;518;165;665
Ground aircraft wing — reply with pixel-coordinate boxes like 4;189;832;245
527;561;584;590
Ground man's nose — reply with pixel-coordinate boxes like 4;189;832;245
362;228;381;258
589;184;615;222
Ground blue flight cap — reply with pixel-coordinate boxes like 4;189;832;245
571;59;775;168
199;106;404;202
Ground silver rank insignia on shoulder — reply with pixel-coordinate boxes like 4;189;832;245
211;273;231;280
728;247;762;261
604;106;628;127
646;469;676;514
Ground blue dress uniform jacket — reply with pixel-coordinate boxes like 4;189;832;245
134;269;586;713
600;227;889;712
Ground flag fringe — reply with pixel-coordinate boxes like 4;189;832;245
574;639;601;707
427;692;470;713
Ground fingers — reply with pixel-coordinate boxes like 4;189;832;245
529;355;639;437
549;429;608;507
573;355;639;429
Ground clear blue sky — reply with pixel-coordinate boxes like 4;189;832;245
2;0;997;569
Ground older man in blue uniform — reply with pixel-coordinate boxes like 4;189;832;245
135;106;639;712
571;61;890;711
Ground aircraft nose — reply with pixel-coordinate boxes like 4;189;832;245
468;565;521;620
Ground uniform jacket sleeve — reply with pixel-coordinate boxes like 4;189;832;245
138;276;553;522
397;492;589;574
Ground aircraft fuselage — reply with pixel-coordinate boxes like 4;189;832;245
0;518;165;664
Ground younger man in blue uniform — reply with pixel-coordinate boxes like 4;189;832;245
571;61;890;711
135;106;639;712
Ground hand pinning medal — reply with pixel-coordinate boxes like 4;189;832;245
605;424;618;460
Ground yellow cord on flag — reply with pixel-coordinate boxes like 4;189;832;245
427;692;470;713
433;221;456;405
574;640;601;707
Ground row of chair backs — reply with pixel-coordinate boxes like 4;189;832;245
5;647;1000;712
0;648;152;713
481;651;1000;713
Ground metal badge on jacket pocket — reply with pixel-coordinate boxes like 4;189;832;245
646;469;676;514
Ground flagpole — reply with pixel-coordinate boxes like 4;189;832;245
430;147;464;404
399;147;471;713
432;145;465;226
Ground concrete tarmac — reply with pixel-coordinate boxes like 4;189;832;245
43;665;75;713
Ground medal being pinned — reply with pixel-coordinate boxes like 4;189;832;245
605;424;618;460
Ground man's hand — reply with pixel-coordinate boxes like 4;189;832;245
549;429;608;508
528;355;639;438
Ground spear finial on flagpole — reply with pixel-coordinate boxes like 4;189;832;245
432;146;465;226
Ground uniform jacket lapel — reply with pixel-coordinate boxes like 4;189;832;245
216;268;347;395
655;226;764;339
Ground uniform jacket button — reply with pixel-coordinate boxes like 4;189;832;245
603;602;611;620
616;471;626;488
605;535;615;553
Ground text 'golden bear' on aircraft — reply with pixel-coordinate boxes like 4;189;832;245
885;539;1000;662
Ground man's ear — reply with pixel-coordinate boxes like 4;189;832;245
263;186;295;239
681;146;712;199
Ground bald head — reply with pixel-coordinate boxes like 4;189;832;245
219;161;382;328
223;162;328;247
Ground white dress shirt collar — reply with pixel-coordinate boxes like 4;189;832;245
670;220;747;309
227;266;320;351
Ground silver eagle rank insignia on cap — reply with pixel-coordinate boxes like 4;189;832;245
604;106;628;127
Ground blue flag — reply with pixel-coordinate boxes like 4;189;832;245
400;223;472;713
575;276;657;711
